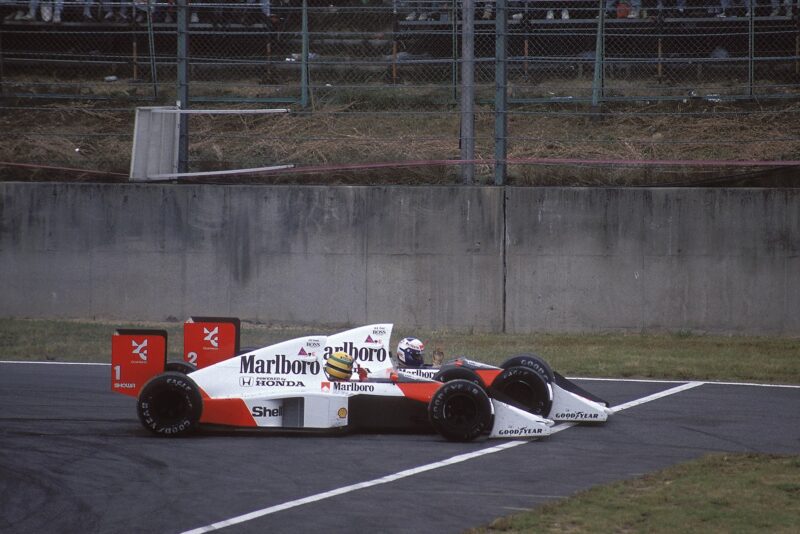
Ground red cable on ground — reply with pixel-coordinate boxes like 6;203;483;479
505;157;800;167
0;161;128;177
249;157;800;177
2;157;798;181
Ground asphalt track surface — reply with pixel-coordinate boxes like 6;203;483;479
1;362;798;534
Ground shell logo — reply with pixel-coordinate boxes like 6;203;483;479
337;407;348;419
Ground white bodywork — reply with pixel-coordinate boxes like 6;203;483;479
186;323;599;437
551;384;613;422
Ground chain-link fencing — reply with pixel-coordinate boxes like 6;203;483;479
1;0;799;183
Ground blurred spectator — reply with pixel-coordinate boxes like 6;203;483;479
740;0;791;16
656;0;686;16
480;0;494;18
2;0;26;20
511;0;570;19
606;0;641;17
397;0;444;20
244;0;269;22
713;0;788;17
17;0;63;21
1;0;16;20
97;0;131;21
18;0;37;20
161;0;174;22
131;0;154;22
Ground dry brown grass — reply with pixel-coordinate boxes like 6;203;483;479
1;85;799;185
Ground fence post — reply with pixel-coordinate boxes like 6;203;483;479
494;0;507;186
748;7;754;98
301;0;310;108
0;30;5;95
452;0;459;100
146;0;159;100
177;0;189;174
461;0;475;184
591;0;605;113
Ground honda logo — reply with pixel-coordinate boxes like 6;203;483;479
240;376;254;387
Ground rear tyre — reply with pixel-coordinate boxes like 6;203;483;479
491;366;553;417
137;372;203;436
428;379;493;442
432;367;485;388
500;353;554;383
164;361;197;374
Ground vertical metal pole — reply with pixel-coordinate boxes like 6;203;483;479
657;37;662;79
452;0;458;100
460;0;475;184
748;7;754;98
0;28;5;95
591;0;605;111
177;0;189;174
795;34;799;76
133;38;139;81
301;0;309;108
494;0;507;186
392;40;398;84
146;1;159;99
524;38;529;77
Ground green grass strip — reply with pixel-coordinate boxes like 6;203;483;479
470;453;800;534
1;318;798;384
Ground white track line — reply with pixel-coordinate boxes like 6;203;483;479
607;381;704;414
2;361;798;390
4;361;799;391
180;381;700;534
576;376;800;389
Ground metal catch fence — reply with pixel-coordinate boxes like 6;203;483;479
4;0;797;102
1;0;799;182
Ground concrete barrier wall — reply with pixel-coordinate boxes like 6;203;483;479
505;188;799;334
0;183;504;331
1;183;797;334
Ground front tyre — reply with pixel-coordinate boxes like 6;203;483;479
491;366;553;417
428;379;493;442
137;372;203;437
500;353;555;383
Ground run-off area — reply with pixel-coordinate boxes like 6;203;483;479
0;362;798;534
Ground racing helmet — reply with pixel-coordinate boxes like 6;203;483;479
325;351;354;381
396;337;425;367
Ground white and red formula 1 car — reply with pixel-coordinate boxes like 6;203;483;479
111;319;611;442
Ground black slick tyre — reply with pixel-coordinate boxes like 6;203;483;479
491;366;553;416
428;379;493;442
164;361;197;374
500;353;555;383
137;372;203;436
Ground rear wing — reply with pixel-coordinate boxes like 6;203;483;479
111;317;243;397
111;329;168;398
183;317;240;368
